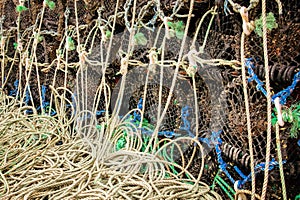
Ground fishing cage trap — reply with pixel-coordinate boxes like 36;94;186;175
0;0;299;199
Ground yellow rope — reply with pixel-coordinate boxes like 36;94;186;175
261;0;273;198
0;82;221;198
235;189;261;200
275;123;287;200
0;1;226;198
146;0;195;152
240;32;257;200
1;0;295;199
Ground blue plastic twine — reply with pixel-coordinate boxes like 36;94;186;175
223;0;231;15
272;71;300;105
214;133;236;184
245;58;268;97
180;106;194;137
9;80;19;97
246;58;300;105
235;158;286;188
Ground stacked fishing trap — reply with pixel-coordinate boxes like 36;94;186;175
0;0;299;199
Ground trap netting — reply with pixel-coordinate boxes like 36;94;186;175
194;0;300;198
0;0;300;199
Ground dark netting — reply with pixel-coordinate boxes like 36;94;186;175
129;84;181;132
0;0;299;199
194;0;300;198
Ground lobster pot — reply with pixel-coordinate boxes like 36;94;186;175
195;0;300;198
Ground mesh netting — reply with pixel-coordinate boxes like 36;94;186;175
0;0;300;199
194;0;300;197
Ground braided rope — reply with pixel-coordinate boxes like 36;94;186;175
240;32;257;200
260;0;273;198
0;1;227;199
0;96;221;199
275;123;287;200
1;0;298;199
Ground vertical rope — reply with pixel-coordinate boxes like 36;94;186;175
240;32;256;200
146;0;195;152
111;0;136;119
274;0;282;14
275;123;287;200
261;0;273;198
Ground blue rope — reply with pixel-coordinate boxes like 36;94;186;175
206;129;287;189
234;166;247;179
235;158;287;188
224;0;232;16
124;98;181;138
245;58;268;97
133;99;177;138
41;85;47;109
214;132;236;184
298;140;300;147
180;106;194;137
96;110;106;116
272;71;300;105
9;80;19;97
199;130;222;148
132;98;143;122
199;130;235;184
198;130;236;184
137;98;143;110
246;58;300;105
141;128;180;138
160;130;180;138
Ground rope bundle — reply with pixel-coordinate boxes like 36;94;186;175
0;90;222;199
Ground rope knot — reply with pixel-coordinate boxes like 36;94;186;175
274;97;284;126
99;26;108;42
239;6;255;35
118;56;129;75
148;48;158;73
148;49;158;65
163;16;172;39
186;49;198;76
78;46;87;63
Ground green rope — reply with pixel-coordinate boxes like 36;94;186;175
116;132;127;151
215;177;234;200
212;171;235;200
216;175;236;195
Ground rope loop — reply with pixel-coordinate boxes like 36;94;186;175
99;26;107;42
239;7;255;35
64;7;70;19
185;48;198;77
163;16;172;39
118;56;129;75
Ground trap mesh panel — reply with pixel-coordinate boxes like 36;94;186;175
195;0;300;198
129;83;181;131
1;0;300;199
